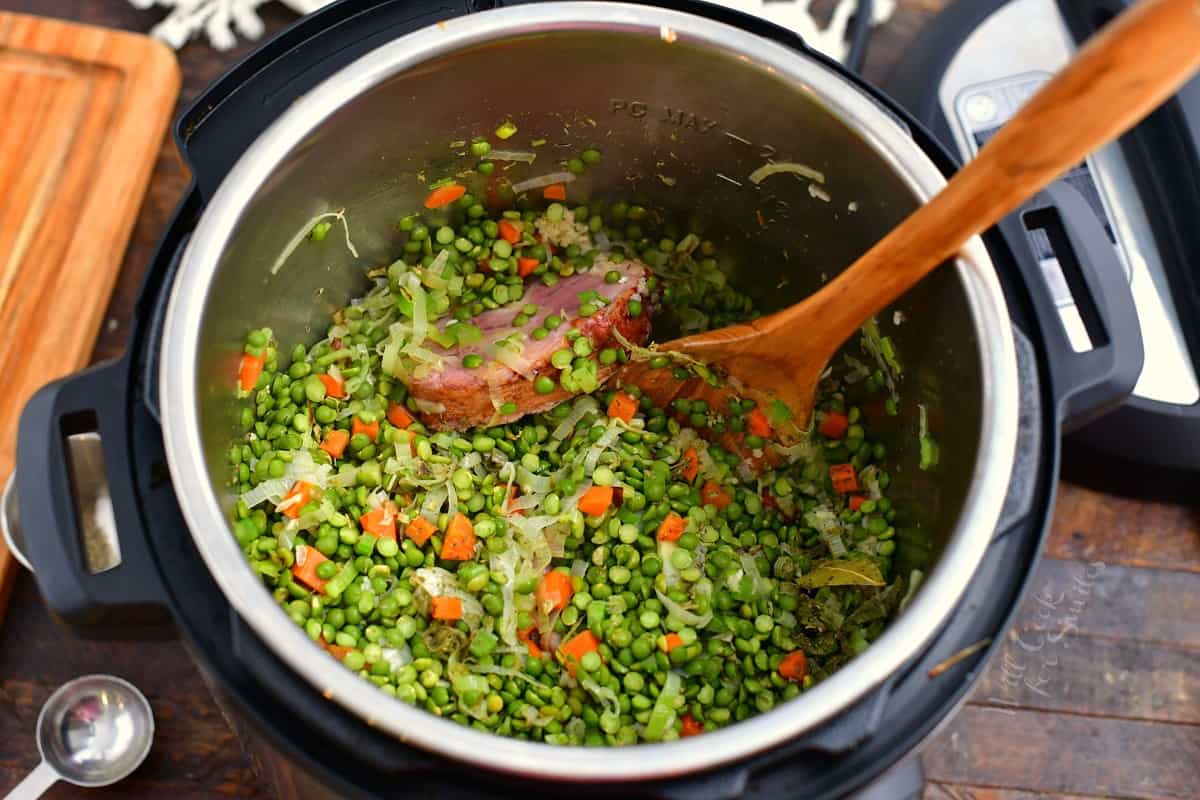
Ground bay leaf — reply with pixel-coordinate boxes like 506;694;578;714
797;557;885;589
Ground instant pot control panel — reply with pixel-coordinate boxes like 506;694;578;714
883;0;1200;490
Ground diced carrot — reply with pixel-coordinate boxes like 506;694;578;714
830;463;858;494
498;219;522;244
517;257;540;277
320;429;350;459
318;373;345;399
657;513;686;542
606;391;638;423
577;485;614;517
278;481;315;519
680;713;704;737
558;630;601;676
819;411;849;440
360;502;397;540
440;512;477;560
542;183;567;201
700;480;732;509
747;407;772;439
849;495;866;512
681;447;700;482
387;401;415;429
430;596;463;621
779;650;808;682
291;544;329;592
536;570;574;613
352;416;379;442
405;516;437;546
518;625;544;658
662;632;684;652
319;637;354;662
424;183;466;209
239;352;265;392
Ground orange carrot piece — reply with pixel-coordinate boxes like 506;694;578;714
700;480;732;509
558;630;601;675
536;570;574;613
360;502;397;540
577;485;614;517
779;650;808;682
291;544;329;592
849;495;866;512
239;352;265;392
681;447;700;482
657;513;686;542
518;625;544;658
607;391;638;423
405;516;437;546
542;183;567;201
319;637;354;662
352;416;379;442
424;183;466;209
387;401;415;429
819;411;849;440
680;713;704;737
430;596;463;621
662;632;684;652
279;481;315;519
440;512;477;560
318;373;345;399
498;219;522;244
747;407;772;438
830;463;858;494
320;429;350;459
517;257;540;277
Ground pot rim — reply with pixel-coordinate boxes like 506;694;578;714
160;2;1019;781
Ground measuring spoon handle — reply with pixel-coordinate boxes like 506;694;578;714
3;761;58;800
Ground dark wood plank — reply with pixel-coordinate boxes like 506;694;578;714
925;783;1124;800
1012;558;1200;648
923;706;1200;799
1047;483;1200;573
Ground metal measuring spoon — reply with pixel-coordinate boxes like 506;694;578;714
4;675;154;799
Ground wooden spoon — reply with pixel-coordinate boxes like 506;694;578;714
625;0;1200;436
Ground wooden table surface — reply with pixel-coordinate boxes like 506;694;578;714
0;2;1196;798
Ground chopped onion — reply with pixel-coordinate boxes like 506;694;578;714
584;421;622;473
421;486;447;521
748;161;826;186
571;559;588;578
494;341;534;379
380;645;413;673
487;149;537;163
239;478;292;508
268;208;359;276
899;569;926;613
512;172;576;194
654;588;713;628
806;508;848;557
413;397;446;414
407;273;429;346
593;231;611;252
739;554;770;598
551;396;599;440
445;479;459;520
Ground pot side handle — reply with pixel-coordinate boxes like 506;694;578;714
14;357;172;637
999;182;1144;432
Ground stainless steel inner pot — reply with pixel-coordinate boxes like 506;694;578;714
159;2;1018;782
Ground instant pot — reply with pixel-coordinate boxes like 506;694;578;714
6;1;1143;797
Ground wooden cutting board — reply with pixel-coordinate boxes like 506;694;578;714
0;13;180;621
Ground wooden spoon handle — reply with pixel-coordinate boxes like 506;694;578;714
746;0;1200;356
